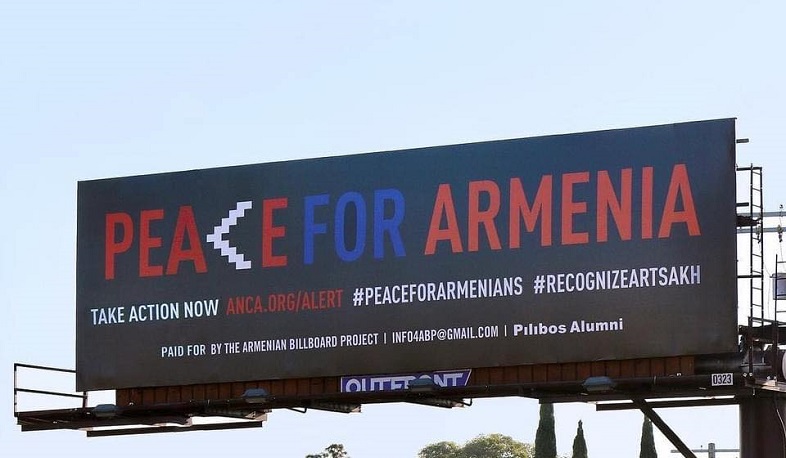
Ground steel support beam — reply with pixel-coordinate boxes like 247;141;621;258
633;399;697;458
596;397;738;411
85;420;265;437
739;393;786;458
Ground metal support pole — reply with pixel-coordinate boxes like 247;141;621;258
13;363;18;416
739;394;786;458
770;254;781;380
670;442;740;456
634;399;697;458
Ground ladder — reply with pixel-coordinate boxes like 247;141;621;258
737;165;765;375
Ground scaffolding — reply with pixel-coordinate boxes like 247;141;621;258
737;165;786;380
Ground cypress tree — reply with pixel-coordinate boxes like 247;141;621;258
571;420;588;458
639;417;657;458
534;403;557;458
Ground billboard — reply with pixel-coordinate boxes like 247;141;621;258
76;119;738;391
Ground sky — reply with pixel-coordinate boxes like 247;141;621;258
2;0;785;456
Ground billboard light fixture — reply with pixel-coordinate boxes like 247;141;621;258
92;404;118;419
241;388;269;404
582;376;616;393
311;402;361;414
408;378;438;393
410;398;469;409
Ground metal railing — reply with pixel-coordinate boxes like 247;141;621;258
13;363;87;416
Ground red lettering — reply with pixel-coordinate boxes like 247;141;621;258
424;184;463;255
244;297;253;313
262;198;288;267
641;166;653;239
468;180;501;251
139;209;164;277
319;290;330;308
597;169;632;242
301;291;313;309
227;296;266;314
226;297;239;314
105;212;133;280
509;176;553;247
334;289;342;307
658;164;700;238
166;206;207;275
561;172;590;245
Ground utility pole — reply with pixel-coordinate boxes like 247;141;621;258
671;442;740;458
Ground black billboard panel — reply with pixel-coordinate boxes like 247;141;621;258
76;119;738;390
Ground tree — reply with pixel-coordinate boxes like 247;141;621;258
571;420;588;458
462;433;534;458
325;444;348;458
534;403;557;458
306;443;349;458
639;417;657;458
418;434;533;458
418;441;461;458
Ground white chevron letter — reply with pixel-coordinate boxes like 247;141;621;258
206;201;253;270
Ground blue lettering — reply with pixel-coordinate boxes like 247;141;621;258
374;189;405;259
303;194;329;264
335;192;366;261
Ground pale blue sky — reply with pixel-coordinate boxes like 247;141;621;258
2;1;785;456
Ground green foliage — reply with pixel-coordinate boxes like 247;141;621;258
418;441;462;458
462;433;534;458
639;417;657;458
418;434;533;458
307;443;349;458
571;420;587;458
534;403;557;458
